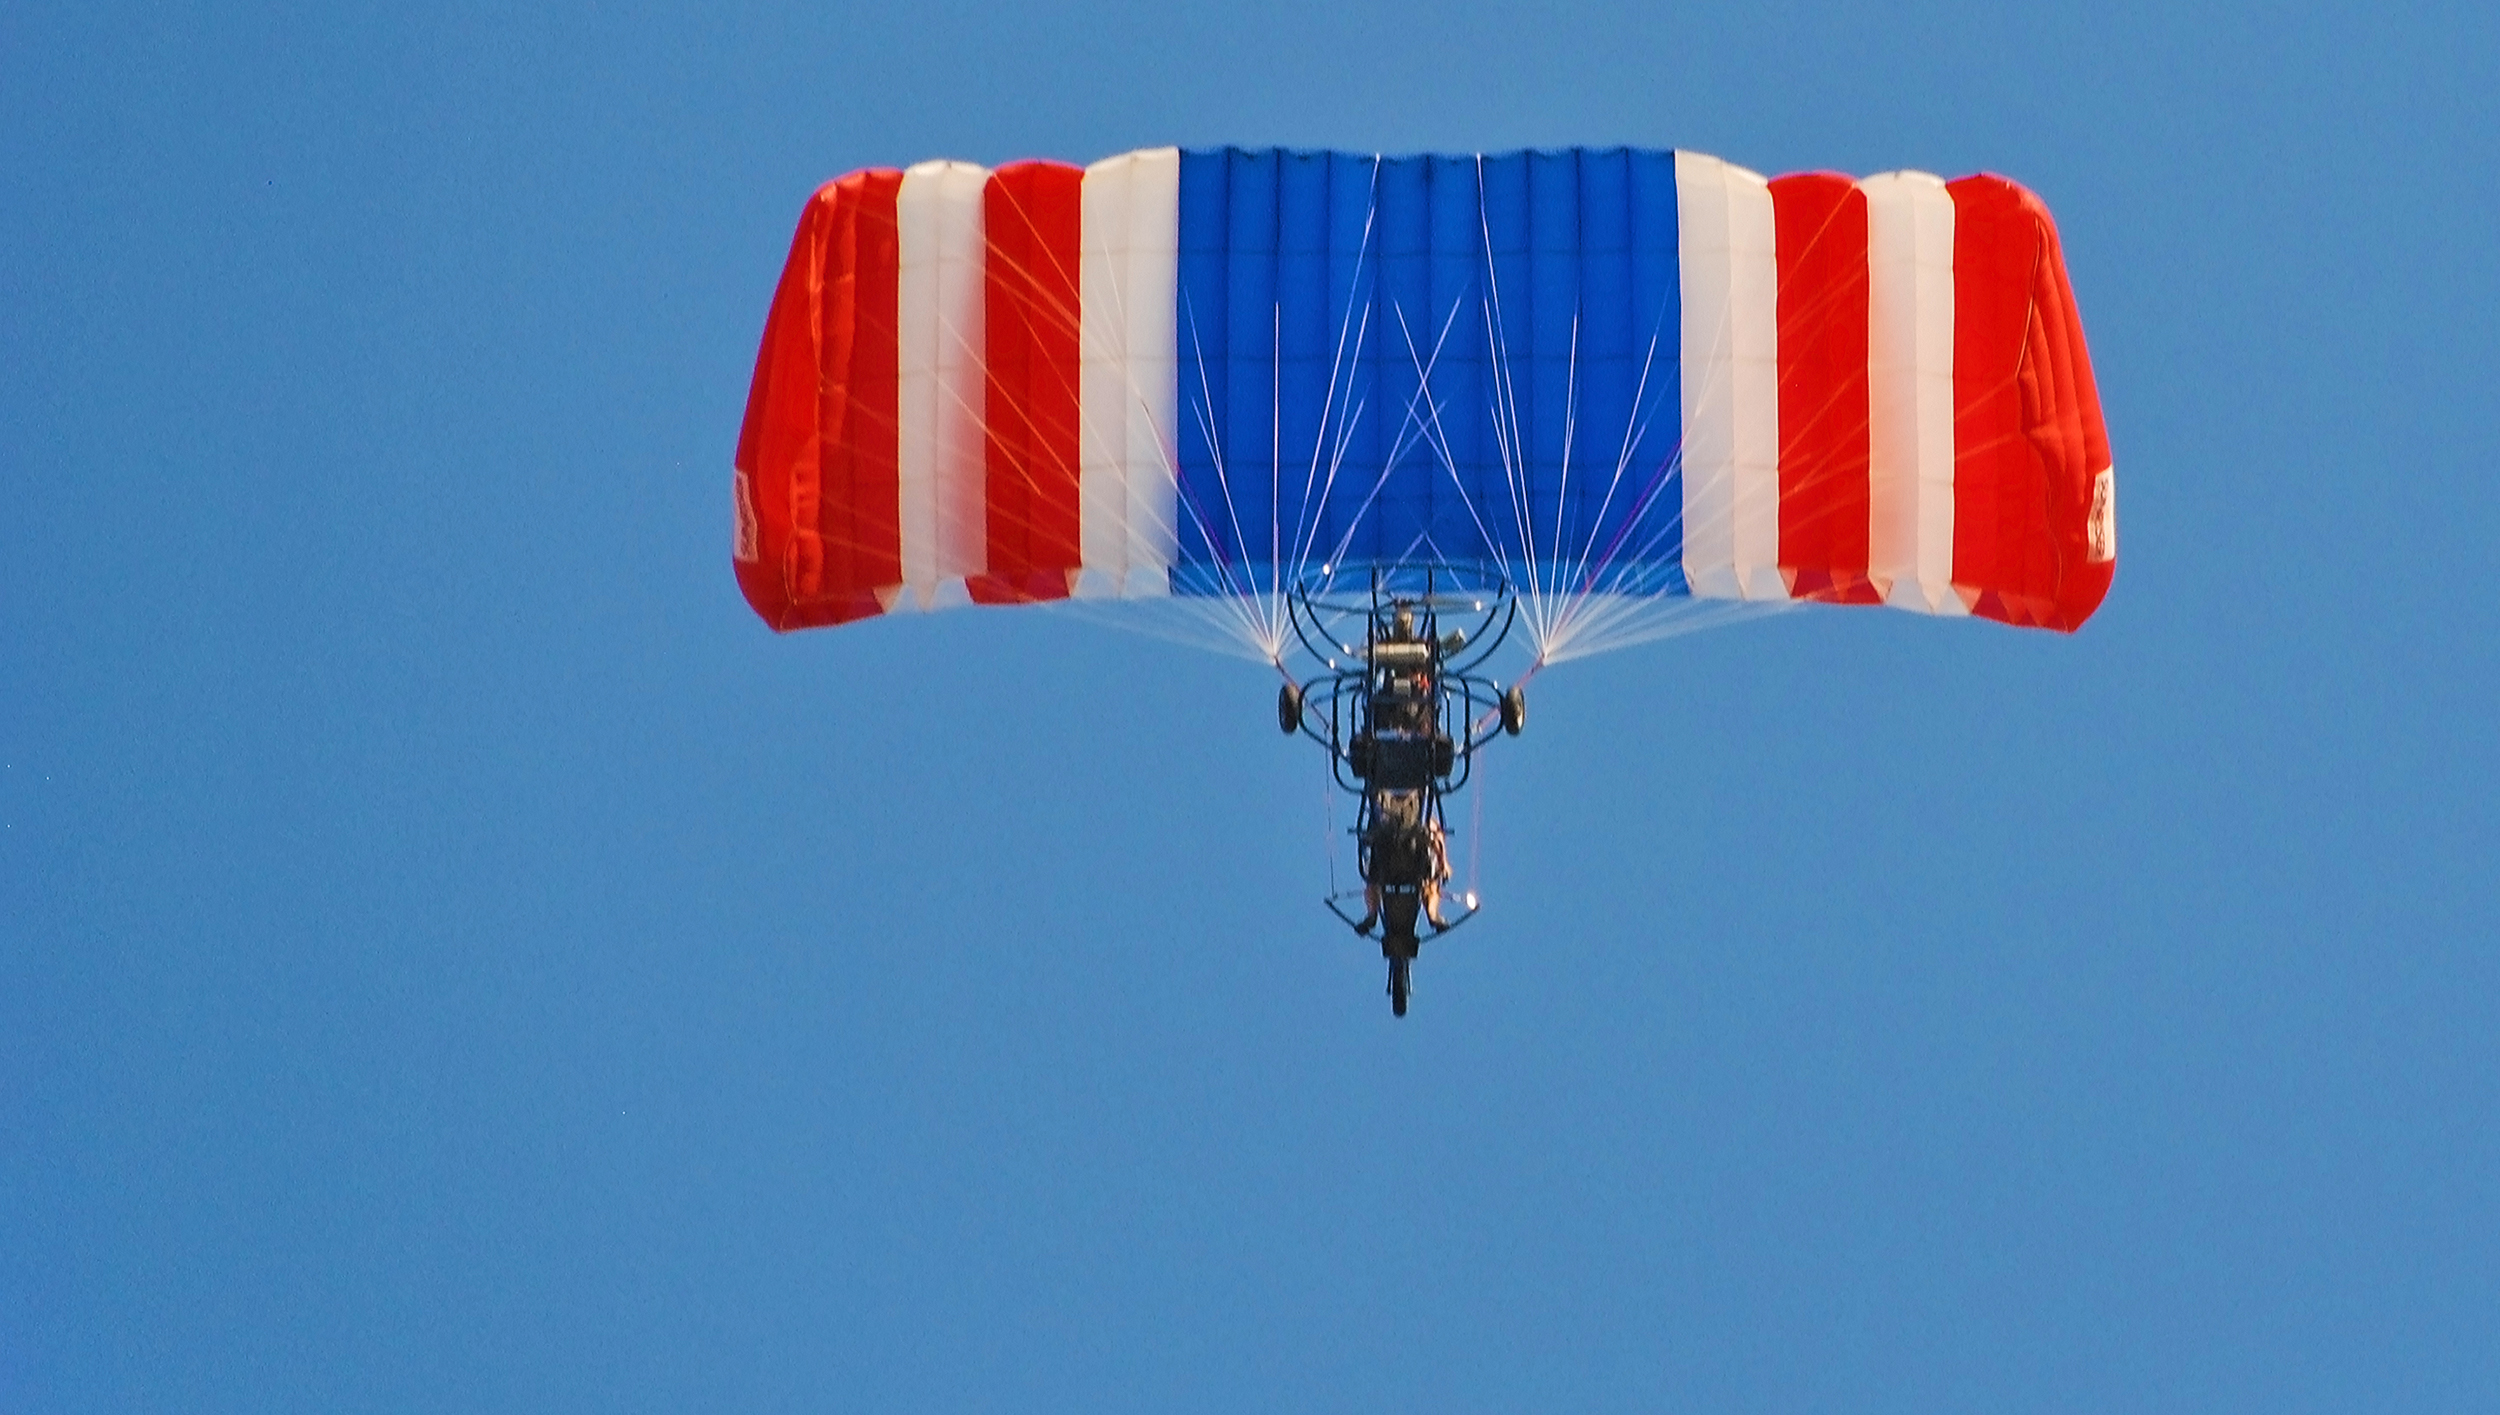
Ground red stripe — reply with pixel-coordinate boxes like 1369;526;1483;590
1949;175;2110;631
731;188;829;628
820;170;905;619
730;172;902;630
971;160;1086;605
2035;196;2114;630
1770;174;1878;605
1947;176;2047;626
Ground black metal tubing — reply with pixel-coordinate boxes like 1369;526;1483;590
1442;597;1518;679
1277;575;1525;949
1285;592;1349;669
1282;576;1525;873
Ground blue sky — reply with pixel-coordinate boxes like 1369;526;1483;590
6;1;2496;1410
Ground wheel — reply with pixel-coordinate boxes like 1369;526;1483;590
1500;684;1526;736
1277;682;1304;735
1388;956;1411;1017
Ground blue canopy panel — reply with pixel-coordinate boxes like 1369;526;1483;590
1169;148;1689;603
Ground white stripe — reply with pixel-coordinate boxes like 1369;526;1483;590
1861;171;1964;616
897;160;989;611
1676;153;1782;602
1118;148;1179;597
1076;155;1134;599
1727;167;1783;601
1675;153;1734;597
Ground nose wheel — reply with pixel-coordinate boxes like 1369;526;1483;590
1387;956;1411;1017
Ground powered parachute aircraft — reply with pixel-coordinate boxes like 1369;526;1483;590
733;147;2114;1016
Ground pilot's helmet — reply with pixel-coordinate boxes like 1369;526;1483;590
1392;606;1416;640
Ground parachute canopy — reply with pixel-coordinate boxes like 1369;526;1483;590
734;147;2113;662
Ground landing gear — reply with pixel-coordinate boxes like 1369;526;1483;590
1381;892;1421;1018
1278;681;1304;735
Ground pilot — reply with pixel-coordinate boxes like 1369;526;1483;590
1377;676;1431;735
1352;788;1453;934
1420;810;1449;929
1375;604;1434;735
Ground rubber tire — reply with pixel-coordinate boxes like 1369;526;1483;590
1278;682;1304;735
1500;685;1526;736
1389;957;1411;1017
